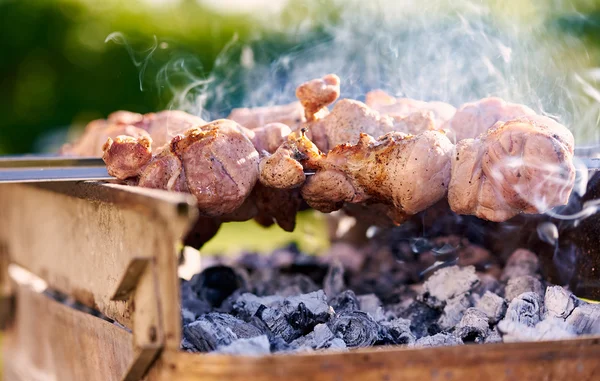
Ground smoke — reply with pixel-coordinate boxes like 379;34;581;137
156;0;595;145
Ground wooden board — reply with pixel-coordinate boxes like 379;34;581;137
0;181;196;336
153;338;600;381
3;284;134;381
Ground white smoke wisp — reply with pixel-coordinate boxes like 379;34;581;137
164;0;594;144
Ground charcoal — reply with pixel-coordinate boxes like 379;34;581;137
565;303;600;335
181;337;198;352
544;286;577;319
330;290;360;314
454;308;489;343
251;270;319;297
182;308;196;325
503;292;542;328
323;259;345;299
384;298;415;320
181;297;212;317
232;293;283;320
313;323;336;348
275;274;320;297
485;327;502;343
268;335;297;352
357;294;385;321
420;266;479;308
325;338;348;350
473;273;502;296
399;301;441;338
437;294;472;331
190;266;248;307
254;305;301;343
329;311;379;348
290;323;339;350
378;318;415;345
504;275;544;301
501;249;540;281
414;333;463;347
476;291;508;324
214;335;271;355
183;313;264;352
498;318;576;342
282;290;332;329
236;252;270;270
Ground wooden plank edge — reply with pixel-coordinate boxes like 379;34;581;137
152;336;600;381
3;283;134;381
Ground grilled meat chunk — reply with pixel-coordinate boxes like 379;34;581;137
448;115;575;221
227;102;305;130
104;119;260;217
260;129;454;223
61;110;206;156
296;74;341;121
443;97;536;142
365;90;456;130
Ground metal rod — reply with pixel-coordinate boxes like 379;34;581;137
0;156;115;183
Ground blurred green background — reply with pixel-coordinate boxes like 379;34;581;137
1;0;600;156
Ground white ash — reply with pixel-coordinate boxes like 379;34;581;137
504;275;544;302
420;266;479;309
180;242;600;355
545;286;578;319
498;319;576;343
414;333;463;347
476;291;507;324
214;335;271;355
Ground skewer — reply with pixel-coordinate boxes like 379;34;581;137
0;156;115;183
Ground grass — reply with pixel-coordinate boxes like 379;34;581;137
200;210;331;256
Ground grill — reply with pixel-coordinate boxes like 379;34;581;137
1;180;599;381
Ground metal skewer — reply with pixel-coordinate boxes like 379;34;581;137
0;156;115;183
0;155;598;184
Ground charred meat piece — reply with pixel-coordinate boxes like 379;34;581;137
227;102;306;130
448;115;575;222
260;129;454;224
365;89;456;130
443;97;536;142
296;74;341;121
104;119;260;217
61;110;205;156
